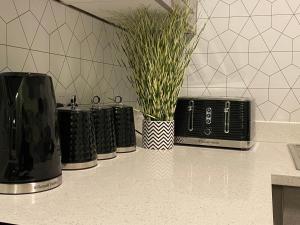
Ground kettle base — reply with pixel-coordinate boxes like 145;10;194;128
0;175;62;195
117;146;136;153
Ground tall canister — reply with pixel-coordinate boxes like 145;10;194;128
91;96;117;160
112;96;136;153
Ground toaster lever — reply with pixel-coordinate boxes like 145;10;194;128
187;100;194;132
224;101;230;133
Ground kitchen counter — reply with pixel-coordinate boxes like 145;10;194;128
0;142;300;225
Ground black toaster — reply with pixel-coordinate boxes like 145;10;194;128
174;97;255;150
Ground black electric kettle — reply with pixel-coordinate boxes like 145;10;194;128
0;72;62;194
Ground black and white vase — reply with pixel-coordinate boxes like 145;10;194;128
142;120;174;150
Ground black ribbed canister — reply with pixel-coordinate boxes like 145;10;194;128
113;105;136;153
57;107;97;170
91;106;117;160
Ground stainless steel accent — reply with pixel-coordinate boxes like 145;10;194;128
204;128;212;136
224;101;230;134
179;96;253;102
175;136;254;149
187;100;194;131
288;144;300;170
117;146;136;153
97;152;117;160
0;175;62;194
114;95;123;104
62;160;97;170
70;95;76;110
206;107;212;124
57;106;90;112
91;95;101;105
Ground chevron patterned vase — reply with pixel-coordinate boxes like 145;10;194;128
142;120;174;150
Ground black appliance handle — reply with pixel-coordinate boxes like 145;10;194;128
8;108;17;159
224;101;230;134
6;84;18;162
187;100;194;132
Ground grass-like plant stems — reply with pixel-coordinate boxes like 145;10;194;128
116;1;202;121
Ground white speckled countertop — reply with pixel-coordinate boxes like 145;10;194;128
0;140;300;225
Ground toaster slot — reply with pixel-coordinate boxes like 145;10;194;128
187;100;194;132
224;101;230;133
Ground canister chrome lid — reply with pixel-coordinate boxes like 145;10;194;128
90;96;113;110
57;95;91;112
57;106;90;112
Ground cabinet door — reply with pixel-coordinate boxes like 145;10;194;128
283;186;300;225
272;185;283;225
60;0;197;28
60;0;173;23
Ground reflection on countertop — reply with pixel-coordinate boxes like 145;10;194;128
0;142;299;225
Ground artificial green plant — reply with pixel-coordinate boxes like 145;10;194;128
117;1;202;121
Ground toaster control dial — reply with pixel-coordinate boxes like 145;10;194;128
204;128;212;136
206;107;212;124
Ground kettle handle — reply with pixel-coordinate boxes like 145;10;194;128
8;104;17;161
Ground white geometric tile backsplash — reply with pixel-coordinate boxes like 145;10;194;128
183;0;300;122
0;0;136;106
1;0;300;122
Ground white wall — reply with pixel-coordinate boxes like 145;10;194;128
182;0;300;122
0;0;137;106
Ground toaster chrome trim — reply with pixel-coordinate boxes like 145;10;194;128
174;136;254;149
0;175;62;194
224;101;230;134
117;146;136;153
187;100;194;131
179;96;253;102
97;152;117;160
62;160;97;170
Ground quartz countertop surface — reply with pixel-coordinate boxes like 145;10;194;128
0;142;300;225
